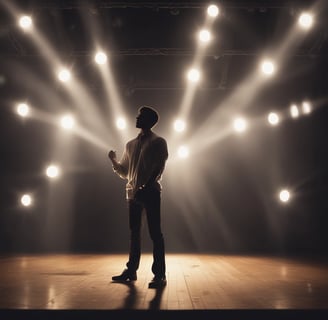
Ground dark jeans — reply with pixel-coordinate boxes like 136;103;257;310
126;187;166;278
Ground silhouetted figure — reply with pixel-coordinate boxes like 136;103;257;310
108;106;168;289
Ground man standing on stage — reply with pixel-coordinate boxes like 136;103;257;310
108;106;168;288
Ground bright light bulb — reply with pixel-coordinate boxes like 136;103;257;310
58;69;71;82
173;119;186;132
95;51;107;65
268;112;279;126
60;114;75;130
21;194;32;207
279;189;290;203
302;101;312;114
17;103;29;117
290;104;299;118
261;59;275;76
19;15;32;30
116;117;127;130
298;12;313;30
46;165;60;178
187;68;200;83
178;145;189;158
207;5;219;17
233;117;247;133
199;29;211;43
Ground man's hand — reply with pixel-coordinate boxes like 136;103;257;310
134;184;148;202
108;150;117;162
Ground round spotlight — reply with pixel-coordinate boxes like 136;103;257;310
187;68;201;83
199;29;211;43
58;69;71;82
178;145;189;159
290;104;299;118
95;51;107;65
298;12;313;30
46;165;60;178
233;117;247;133
207;4;219;17
268;112;279;126
60;114;75;130
302;101;312;114
116;117;127;130
173;119;186;132
260;59;275;76
19;15;32;30
17;103;29;117
21;194;32;207
279;189;290;203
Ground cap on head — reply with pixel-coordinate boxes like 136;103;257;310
138;106;159;128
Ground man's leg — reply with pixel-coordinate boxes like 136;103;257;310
144;188;166;287
112;199;143;282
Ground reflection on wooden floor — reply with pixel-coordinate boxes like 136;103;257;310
0;253;327;318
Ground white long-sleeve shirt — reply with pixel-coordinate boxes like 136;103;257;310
112;131;168;199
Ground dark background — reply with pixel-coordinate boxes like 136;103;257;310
0;0;327;256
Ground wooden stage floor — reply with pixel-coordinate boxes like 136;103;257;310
0;253;327;319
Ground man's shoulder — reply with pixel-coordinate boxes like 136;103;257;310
150;134;167;148
151;132;167;143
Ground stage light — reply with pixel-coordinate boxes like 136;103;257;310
18;15;32;30
268;112;279;126
187;68;201;83
302;101;312;114
173;119;186;132
233;117;247;133
94;51;107;65
198;29;211;43
60;114;75;130
21;194;32;207
17;103;29;117
260;59;275;76
58;69;71;82
116;117;127;130
46;165;60;178
207;4;219;17
290;104;299;118
298;12;313;30
177;145;189;158
279;189;290;203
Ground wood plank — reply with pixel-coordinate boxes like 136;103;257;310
0;253;327;311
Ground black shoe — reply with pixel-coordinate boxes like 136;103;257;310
148;275;167;288
112;269;137;282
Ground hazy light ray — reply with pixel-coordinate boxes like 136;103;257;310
165;159;236;251
174;14;217;129
2;1;111;141
97;62;131;143
22;107;112;151
188;2;321;153
78;10;130;146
